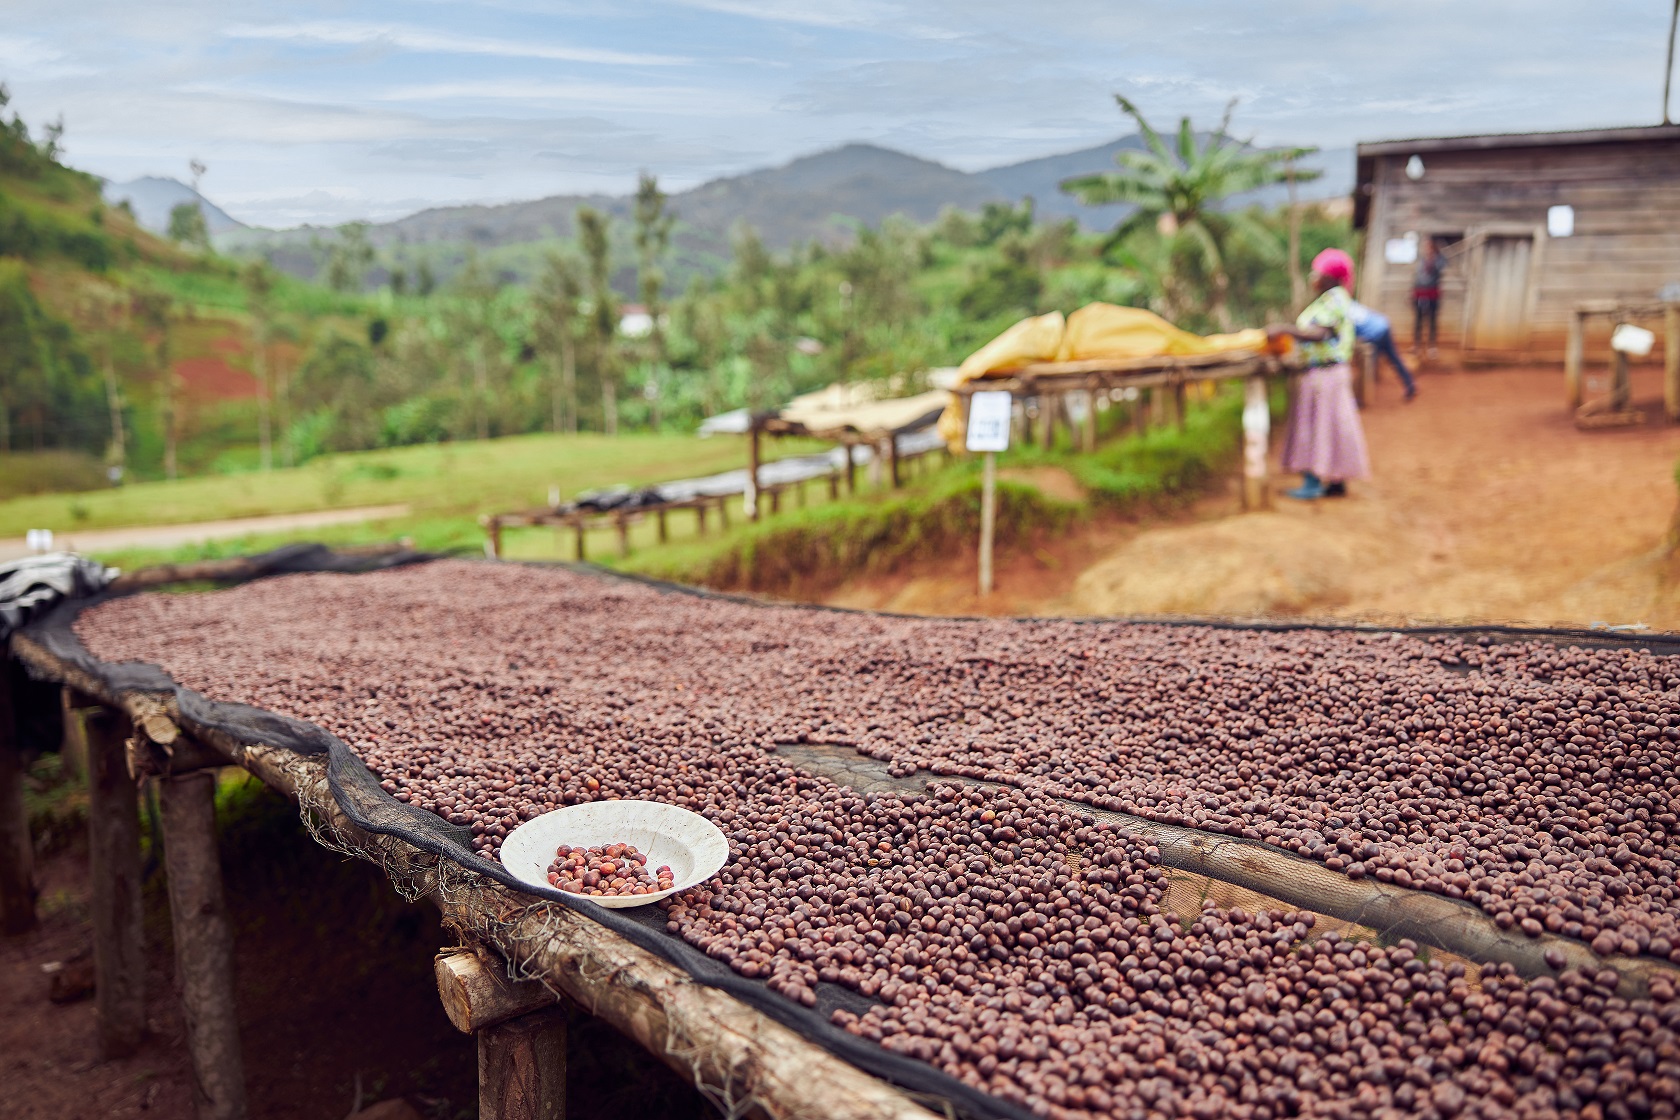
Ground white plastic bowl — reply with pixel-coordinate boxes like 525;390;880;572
499;800;730;909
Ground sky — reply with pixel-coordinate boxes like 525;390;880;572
1;1;1674;228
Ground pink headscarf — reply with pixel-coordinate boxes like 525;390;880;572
1311;248;1354;288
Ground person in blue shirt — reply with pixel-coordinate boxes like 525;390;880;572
1350;301;1417;401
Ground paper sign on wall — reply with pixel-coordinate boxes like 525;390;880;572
966;391;1013;453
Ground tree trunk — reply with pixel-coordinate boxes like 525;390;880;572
253;330;271;472
602;374;618;436
474;347;490;442
562;335;577;435
1286;157;1306;310
103;351;126;473
277;360;293;469
162;374;179;481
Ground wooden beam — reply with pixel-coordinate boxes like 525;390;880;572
160;769;248;1120
844;444;856;495
437;948;559;1034
747;420;762;523
479;1008;567;1120
0;662;35;935
615;512;630;559
887;436;900;489
487;518;503;560
1172;378;1187;431
1082;380;1098;451
573;519;586;562
1666;306;1680;423
656;508;668;544
84;702;145;1058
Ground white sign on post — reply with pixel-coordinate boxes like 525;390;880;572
965;391;1013;452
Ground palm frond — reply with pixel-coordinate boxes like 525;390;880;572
1115;94;1174;165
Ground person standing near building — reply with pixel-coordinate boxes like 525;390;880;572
1351;300;1417;400
1268;248;1371;500
1412;238;1445;358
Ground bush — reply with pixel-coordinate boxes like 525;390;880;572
0;449;107;495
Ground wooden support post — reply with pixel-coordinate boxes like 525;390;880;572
487;518;503;560
768;487;780;515
160;769;248;1120
978;451;997;597
844;443;856;494
60;687;88;783
1132;391;1148;437
0;663;36;935
656;508;668;544
746;419;762;523
695;503;708;536
479;1008;567;1120
1082;381;1098;451
887;435;901;489
1173;378;1187;431
85;702;145;1058
572;519;586;562
1037;393;1055;449
827;472;839;500
1666;306;1680;424
717;496;730;530
614;512;630;558
1611;351;1631;413
1242;375;1272;512
1565;309;1585;411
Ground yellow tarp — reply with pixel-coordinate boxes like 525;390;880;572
939;304;1268;449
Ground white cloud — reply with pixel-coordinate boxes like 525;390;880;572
0;35;96;80
222;20;690;67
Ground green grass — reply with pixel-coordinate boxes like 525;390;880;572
0;431;823;541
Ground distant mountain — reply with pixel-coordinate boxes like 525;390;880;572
103;177;245;236
216;135;1356;287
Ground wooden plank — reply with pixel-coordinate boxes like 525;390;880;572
436;948;558;1034
1565;309;1585;410
480;1009;567;1120
0;662;35;935
160;769;248;1120
84;701;145;1059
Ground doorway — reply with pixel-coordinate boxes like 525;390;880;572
1464;229;1540;351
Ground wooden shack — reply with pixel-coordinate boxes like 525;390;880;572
1353;124;1680;361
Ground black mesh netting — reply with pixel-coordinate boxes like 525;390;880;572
16;548;1680;1120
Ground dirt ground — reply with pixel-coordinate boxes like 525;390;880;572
828;364;1680;629
1;769;712;1120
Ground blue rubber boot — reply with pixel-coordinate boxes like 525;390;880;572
1286;472;1325;500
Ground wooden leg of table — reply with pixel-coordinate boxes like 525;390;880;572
695;505;707;536
479;1007;567;1120
1565;311;1584;411
718;497;730;530
1665;307;1680;423
1173;380;1187;430
85;702;145;1058
574;521;586;562
161;769;247;1120
1083;386;1098;451
0;664;36;936
656;508;668;544
1611;352;1631;412
615;513;630;558
488;519;503;560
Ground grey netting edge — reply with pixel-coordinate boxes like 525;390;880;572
12;550;1035;1120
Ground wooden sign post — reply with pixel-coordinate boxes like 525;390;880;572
966;391;1013;596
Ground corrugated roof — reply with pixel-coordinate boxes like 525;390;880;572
1356;123;1680;157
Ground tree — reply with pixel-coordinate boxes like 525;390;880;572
575;206;619;434
132;286;178;478
167;202;209;249
82;285;129;473
632;173;674;430
325;222;375;292
1062;96;1317;329
241;260;277;469
447;255;500;441
533;250;583;434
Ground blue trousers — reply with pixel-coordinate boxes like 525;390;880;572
1368;327;1416;394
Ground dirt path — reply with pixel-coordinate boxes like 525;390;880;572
0;504;412;563
827;366;1680;628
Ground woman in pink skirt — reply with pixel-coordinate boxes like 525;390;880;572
1268;248;1370;500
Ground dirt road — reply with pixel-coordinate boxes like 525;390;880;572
827;365;1680;629
0;504;411;563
